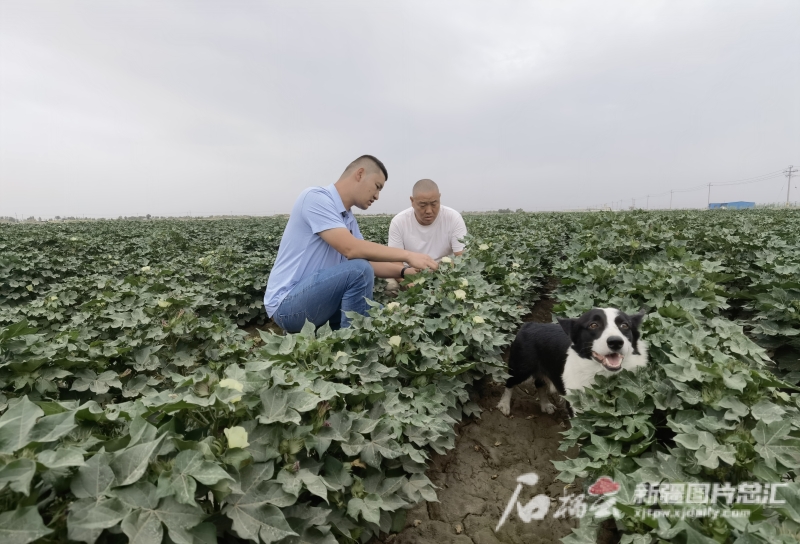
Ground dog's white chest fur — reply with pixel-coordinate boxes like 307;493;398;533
562;341;649;392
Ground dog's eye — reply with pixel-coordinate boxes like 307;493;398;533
619;323;629;330
589;322;599;330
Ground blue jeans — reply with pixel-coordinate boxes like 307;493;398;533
272;259;375;333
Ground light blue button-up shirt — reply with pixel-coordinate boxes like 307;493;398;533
264;184;363;317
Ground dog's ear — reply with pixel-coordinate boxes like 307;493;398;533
557;317;574;337
629;309;646;329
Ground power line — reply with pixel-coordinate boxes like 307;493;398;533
786;165;798;207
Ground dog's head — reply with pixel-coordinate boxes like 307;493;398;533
557;308;645;372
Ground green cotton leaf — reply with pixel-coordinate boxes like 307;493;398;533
750;400;786;424
71;451;115;498
259;386;301;425
0;397;44;454
322;457;353;491
110;435;165;486
258;481;298;508
752;420;800;470
111;481;159;510
656;519;719;544
722;371;748;392
224;497;297;543
583;434;623;460
0;506;53;544
157;450;233;506
619;534;651;544
224;463;298;542
148;496;206;544
347;495;382;525
360;423;402;469
127;415;158;447
297;469;328;503
288;390;322;413
67;497;132;544
402;473;438;503
695;441;737;469
37;446;85;469
188;522;218;544
0;459;36;496
174;449;233;486
71;369;123;394
561;524;602;544
716;396;749;420
121;509;162;544
157;469;197;507
28;409;77;443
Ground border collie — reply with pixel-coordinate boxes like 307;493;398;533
496;308;648;417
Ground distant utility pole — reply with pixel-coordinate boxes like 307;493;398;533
785;165;798;207
670;190;673;210
707;183;711;208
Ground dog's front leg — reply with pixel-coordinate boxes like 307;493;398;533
497;387;513;416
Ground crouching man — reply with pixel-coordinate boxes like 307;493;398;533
385;179;467;295
264;155;438;333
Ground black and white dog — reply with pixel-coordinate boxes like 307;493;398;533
497;308;648;416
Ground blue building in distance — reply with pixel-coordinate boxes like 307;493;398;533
709;201;755;210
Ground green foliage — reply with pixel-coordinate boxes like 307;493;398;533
1;210;799;543
551;210;800;543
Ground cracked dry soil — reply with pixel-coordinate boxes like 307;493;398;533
379;383;582;544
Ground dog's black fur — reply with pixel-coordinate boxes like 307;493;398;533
497;308;647;417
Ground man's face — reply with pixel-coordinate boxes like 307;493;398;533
354;169;385;210
410;191;441;225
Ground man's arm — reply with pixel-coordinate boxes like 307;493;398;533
319;228;438;271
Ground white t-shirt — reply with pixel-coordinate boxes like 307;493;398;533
388;206;467;260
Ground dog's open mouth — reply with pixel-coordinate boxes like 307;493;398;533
592;351;624;371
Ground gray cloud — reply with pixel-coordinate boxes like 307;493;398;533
1;0;798;218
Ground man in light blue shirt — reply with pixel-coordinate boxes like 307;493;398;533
264;155;438;332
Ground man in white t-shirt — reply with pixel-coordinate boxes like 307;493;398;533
385;179;467;294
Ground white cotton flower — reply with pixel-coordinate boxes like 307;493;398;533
454;289;466;300
26;285;33;292
224;426;249;448
70;237;77;241
460;279;469;287
219;378;244;392
512;263;520;269
386;302;400;310
388;336;401;347
473;316;485;324
140;266;151;273
479;244;489;250
157;300;171;308
441;256;452;264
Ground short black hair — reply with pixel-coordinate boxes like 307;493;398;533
347;154;388;181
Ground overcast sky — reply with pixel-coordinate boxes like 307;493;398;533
1;1;798;218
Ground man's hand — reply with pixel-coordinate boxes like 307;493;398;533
405;252;438;271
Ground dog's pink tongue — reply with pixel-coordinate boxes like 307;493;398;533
604;353;623;370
